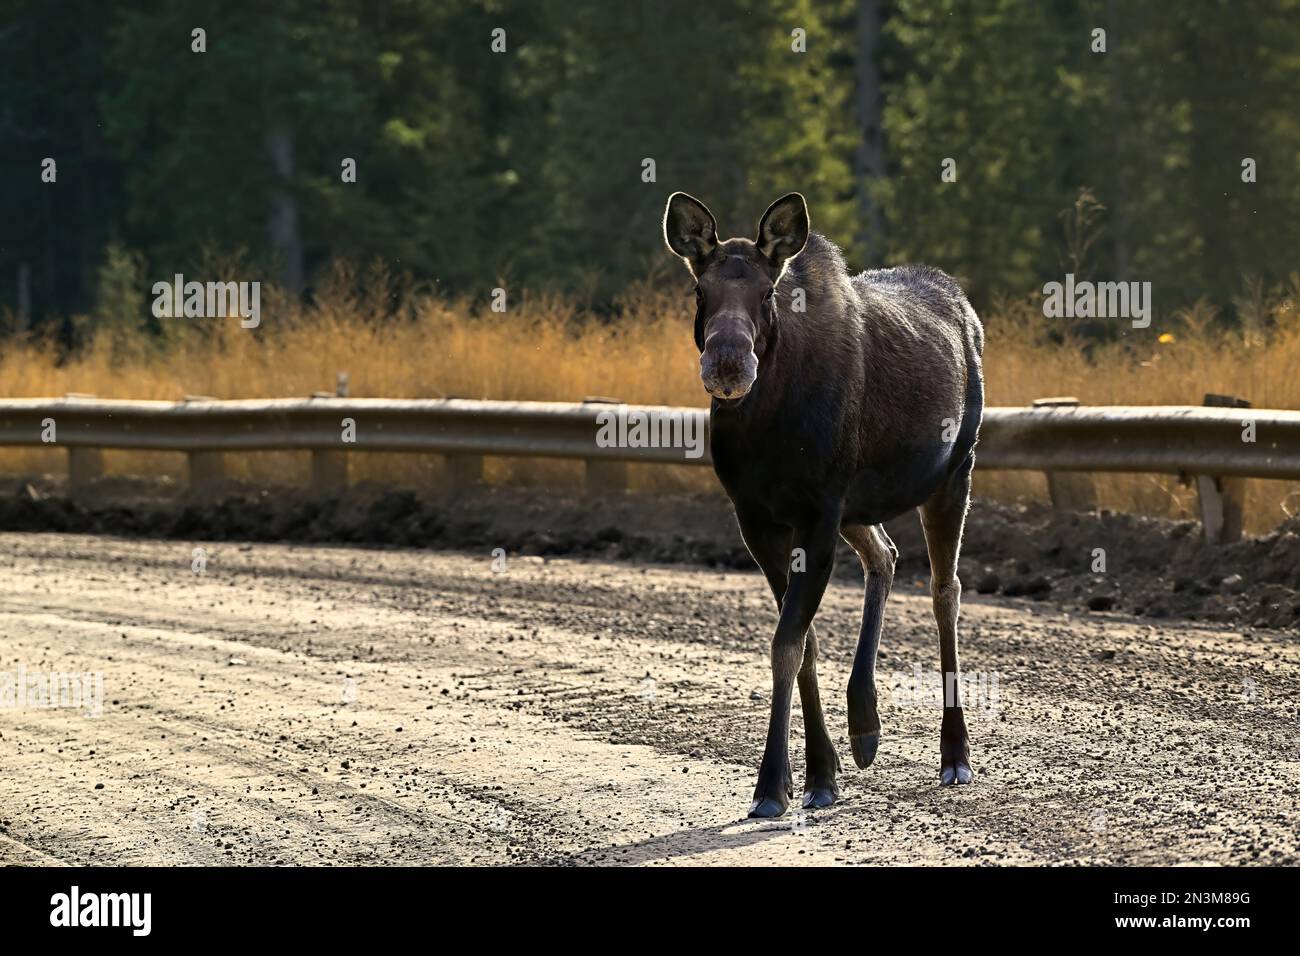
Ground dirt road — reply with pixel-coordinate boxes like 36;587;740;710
0;532;1296;865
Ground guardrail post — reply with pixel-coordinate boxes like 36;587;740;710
310;374;350;493
188;451;225;489
448;454;483;490
582;397;628;495
440;392;484;491
67;448;103;492
312;450;348;493
585;459;628;495
63;392;104;494
1032;398;1097;512
1196;393;1250;544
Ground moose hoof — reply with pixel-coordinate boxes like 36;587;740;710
940;760;974;786
850;733;880;769
801;786;837;810
748;795;790;819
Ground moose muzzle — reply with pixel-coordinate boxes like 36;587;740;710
700;318;759;400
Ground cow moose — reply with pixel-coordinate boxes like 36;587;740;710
663;191;985;817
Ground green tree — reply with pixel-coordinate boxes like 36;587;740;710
876;0;1085;305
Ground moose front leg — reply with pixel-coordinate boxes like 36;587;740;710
736;511;840;812
749;507;842;818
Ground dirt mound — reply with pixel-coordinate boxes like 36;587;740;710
917;503;1300;630
1;476;1296;630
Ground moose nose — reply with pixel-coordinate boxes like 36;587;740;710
700;338;758;401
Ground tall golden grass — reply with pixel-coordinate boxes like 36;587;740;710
3;263;1298;533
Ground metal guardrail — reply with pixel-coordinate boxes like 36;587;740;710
0;397;704;458
1;396;1297;472
2;395;1297;540
979;405;1300;480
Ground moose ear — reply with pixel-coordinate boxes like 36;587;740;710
756;192;809;273
663;192;718;275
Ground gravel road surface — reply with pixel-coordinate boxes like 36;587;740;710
1;533;1296;865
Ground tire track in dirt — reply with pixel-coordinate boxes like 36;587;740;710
1;533;1296;865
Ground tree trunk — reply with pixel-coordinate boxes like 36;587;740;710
17;263;31;328
266;122;304;295
1107;0;1130;281
855;0;886;265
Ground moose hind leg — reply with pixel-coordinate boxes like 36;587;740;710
920;457;975;785
797;623;841;808
840;523;897;770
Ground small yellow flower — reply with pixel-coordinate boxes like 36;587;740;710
1157;332;1176;344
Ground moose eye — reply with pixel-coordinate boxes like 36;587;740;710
694;287;704;301
763;289;775;302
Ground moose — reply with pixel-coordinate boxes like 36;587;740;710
663;191;985;818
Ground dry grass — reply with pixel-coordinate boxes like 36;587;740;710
975;289;1300;532
3;263;1299;533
